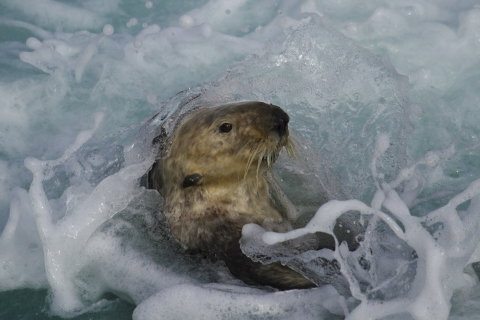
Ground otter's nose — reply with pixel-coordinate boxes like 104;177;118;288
271;107;290;137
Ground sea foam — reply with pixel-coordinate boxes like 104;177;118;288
1;0;480;319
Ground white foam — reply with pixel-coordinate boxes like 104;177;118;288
0;188;47;290
127;18;138;28
2;0;106;31
133;284;348;320
21;113;162;316
2;0;480;319
25;37;42;49
75;35;103;82
257;135;480;320
200;23;213;38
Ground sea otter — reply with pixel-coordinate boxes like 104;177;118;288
148;101;317;290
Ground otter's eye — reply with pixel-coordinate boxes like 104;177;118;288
219;123;232;133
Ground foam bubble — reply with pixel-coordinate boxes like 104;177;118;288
126;18;138;28
179;15;194;30
145;1;153;9
103;24;114;36
25;37;42;49
374;133;390;157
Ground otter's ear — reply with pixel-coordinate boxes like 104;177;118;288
182;173;203;188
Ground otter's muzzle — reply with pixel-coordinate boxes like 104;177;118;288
271;107;290;137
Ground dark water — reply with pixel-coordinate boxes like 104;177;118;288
0;289;135;319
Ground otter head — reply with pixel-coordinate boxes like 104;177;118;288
153;101;291;195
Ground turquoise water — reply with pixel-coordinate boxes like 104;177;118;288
2;0;480;319
0;289;135;319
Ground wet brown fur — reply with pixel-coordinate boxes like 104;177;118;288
148;101;315;290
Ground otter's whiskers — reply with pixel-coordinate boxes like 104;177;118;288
244;144;261;180
285;136;298;159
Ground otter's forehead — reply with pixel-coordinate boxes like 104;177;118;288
182;101;288;127
213;101;286;119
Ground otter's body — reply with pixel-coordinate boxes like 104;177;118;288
148;101;315;289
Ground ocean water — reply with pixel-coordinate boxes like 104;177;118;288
1;0;480;319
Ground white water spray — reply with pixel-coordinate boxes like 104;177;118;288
23;113;156;316
258;134;480;320
2;0;480;319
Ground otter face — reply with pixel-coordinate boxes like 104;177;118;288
165;101;291;189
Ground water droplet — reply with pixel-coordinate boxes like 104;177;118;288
103;24;114;36
179;15;194;29
126;18;138;28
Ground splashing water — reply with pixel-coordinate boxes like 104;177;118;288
244;133;480;319
2;0;480;319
